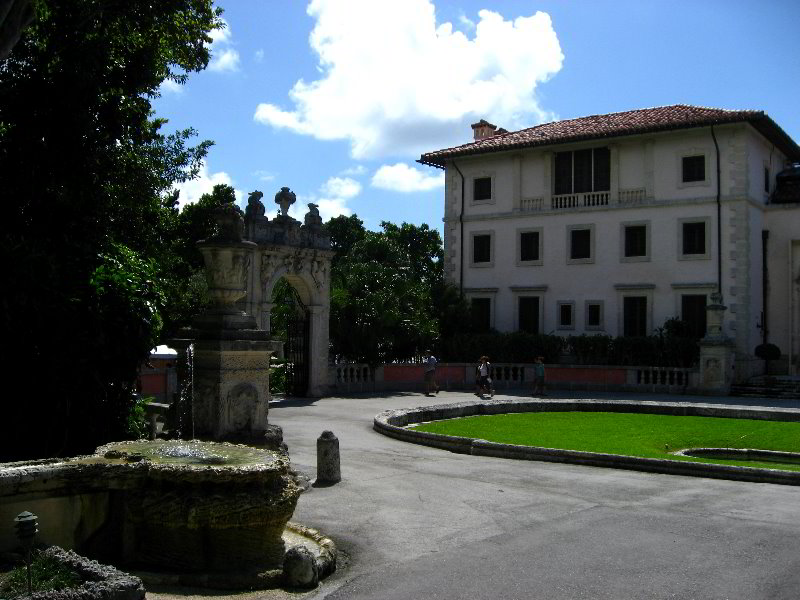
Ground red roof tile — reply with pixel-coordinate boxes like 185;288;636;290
419;105;800;167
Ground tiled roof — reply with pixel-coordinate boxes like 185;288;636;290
419;105;800;167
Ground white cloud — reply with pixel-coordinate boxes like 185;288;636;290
459;13;476;30
340;165;367;176
173;162;244;210
371;162;444;192
253;169;276;182
253;1;563;159
159;78;183;95
208;19;241;72
254;49;264;62
315;198;352;221
320;176;361;199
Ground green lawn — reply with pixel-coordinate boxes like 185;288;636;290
412;412;800;471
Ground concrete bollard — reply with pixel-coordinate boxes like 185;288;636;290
316;431;341;484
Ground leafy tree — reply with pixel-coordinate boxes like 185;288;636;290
326;214;366;267
326;217;466;364
0;0;222;460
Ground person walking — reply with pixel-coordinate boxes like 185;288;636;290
532;356;546;396
423;351;439;396
475;355;494;398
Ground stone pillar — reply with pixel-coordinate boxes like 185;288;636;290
188;200;282;441
698;292;736;395
307;304;329;397
316;431;341;484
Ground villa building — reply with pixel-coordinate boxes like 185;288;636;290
419;105;800;379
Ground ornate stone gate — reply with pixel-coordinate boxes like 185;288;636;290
243;187;333;397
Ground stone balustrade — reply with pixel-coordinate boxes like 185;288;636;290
329;362;701;395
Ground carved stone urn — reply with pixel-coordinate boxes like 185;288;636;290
196;201;258;330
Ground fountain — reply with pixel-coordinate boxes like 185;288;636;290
0;190;337;590
0;439;335;589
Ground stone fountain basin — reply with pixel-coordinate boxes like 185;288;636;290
0;440;302;576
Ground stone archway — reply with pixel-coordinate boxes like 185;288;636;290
243;188;333;397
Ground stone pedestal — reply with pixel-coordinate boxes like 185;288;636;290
190;331;283;441
698;293;735;395
186;200;283;441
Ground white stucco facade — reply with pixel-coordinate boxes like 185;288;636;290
430;116;800;378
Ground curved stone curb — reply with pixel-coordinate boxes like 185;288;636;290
285;521;338;579
373;399;800;486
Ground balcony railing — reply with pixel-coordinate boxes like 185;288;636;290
552;191;609;209
519;188;648;212
618;188;647;205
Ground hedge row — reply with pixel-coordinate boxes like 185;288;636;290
439;332;699;368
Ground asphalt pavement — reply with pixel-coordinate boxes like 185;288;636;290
267;389;800;600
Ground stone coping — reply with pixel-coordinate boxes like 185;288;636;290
0;441;293;499
19;546;144;600
373;399;800;486
134;522;337;590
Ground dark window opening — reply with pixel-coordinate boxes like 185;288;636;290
681;294;707;339
559;303;573;328
519;297;540;333
682;222;706;255
520;231;540;262
554;151;572;195
471;298;491;332
474;177;492;201
587;303;602;328
554;148;610;194
570;228;591;260
682;155;705;183
624;225;647;258
623;296;647;337
473;234;491;263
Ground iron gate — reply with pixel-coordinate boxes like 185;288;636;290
286;309;310;397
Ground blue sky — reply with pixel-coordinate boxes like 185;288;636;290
154;0;800;235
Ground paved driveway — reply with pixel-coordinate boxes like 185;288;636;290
268;391;800;600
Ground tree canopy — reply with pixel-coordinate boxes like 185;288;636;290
326;216;468;365
0;0;222;460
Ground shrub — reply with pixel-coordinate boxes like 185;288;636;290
754;343;781;361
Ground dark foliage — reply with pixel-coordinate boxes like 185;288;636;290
0;0;221;460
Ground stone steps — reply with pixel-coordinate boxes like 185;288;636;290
730;377;800;400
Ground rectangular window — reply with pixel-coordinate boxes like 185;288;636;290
682;155;705;183
764;167;770;194
681;294;707;339
682;222;706;255
558;302;574;329
471;298;491;332
623;296;647;337
474;177;492;201
473;234;491;263
570;228;592;260
624;225;647;258
586;302;603;329
518;297;540;333
573;148;593;193
554;147;610;194
554;151;572;195
520;231;540;262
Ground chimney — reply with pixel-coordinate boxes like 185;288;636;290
471;119;497;141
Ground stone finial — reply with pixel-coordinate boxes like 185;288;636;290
275;187;297;218
304;203;323;228
245;190;265;220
